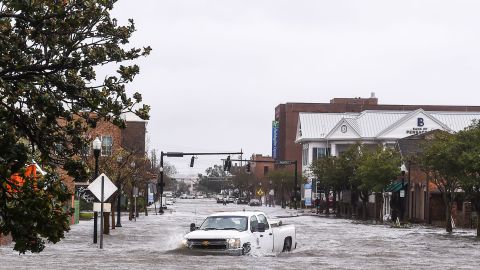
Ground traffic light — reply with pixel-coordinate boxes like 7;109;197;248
246;162;251;173
190;156;195;167
224;156;232;171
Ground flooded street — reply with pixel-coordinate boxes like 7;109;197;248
1;198;480;270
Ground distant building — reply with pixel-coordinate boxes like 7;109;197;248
250;154;275;181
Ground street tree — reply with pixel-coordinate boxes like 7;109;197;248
455;121;480;237
197;165;228;194
267;168;295;207
338;144;362;218
418;132;462;233
0;0;150;252
310;156;336;214
357;146;401;221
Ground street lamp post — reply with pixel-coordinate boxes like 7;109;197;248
92;137;101;244
400;163;408;222
294;160;298;210
159;152;164;214
115;156;122;228
130;161;138;221
269;180;272;207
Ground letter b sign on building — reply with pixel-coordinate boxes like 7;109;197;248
417;118;424;127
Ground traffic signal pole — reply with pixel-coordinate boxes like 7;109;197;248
226;159;299;209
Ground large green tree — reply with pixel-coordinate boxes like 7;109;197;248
418;132;462;233
357;146;401;221
337;144;362;218
455;121;480;237
0;0;150;253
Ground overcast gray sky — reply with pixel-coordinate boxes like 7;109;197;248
109;0;480;176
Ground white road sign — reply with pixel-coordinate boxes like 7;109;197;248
88;173;117;202
93;203;111;212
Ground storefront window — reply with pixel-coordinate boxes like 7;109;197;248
312;147;331;161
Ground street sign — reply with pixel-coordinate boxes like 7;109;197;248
275;160;294;165
256;188;265;196
93;203;111;213
87;173;117;202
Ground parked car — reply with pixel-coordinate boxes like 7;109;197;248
236;197;249;204
180;194;187;199
216;195;225;203
196;195;205;199
226;196;235;203
182;211;296;255
185;194;195;199
249;199;262;206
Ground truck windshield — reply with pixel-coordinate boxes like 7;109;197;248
199;216;248;231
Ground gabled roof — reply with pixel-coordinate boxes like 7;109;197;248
325;118;361;139
376;109;452;137
355;111;407;137
296;109;480;143
297;112;359;141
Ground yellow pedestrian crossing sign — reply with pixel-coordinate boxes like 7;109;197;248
256;188;264;196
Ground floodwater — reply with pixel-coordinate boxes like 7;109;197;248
1;199;479;270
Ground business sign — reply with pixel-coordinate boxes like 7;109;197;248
272;120;279;159
304;183;312;206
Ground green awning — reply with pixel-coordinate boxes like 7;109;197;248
385;181;406;192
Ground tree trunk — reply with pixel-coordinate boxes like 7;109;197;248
350;190;357;219
378;194;384;223
362;200;368;220
443;191;453;233
325;189;330;215
477;209;480;238
360;192;369;220
446;202;453;233
333;190;339;217
103;212;109;235
128;196;134;221
111;206;115;230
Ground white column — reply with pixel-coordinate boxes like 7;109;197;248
330;143;337;157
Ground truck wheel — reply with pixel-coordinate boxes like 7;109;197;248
282;237;292;252
242;243;251;255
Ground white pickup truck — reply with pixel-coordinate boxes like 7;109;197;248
182;211;296;255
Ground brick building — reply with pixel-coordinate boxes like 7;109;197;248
73;113;147;222
397;132;474;228
274;93;480;174
250;154;275;182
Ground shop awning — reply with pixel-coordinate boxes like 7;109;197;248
384;181;407;192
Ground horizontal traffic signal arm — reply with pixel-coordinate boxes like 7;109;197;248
164;152;243;157
222;159;297;165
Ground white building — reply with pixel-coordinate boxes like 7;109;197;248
295;109;480;173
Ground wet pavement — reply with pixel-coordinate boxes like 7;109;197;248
1;198;480;269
